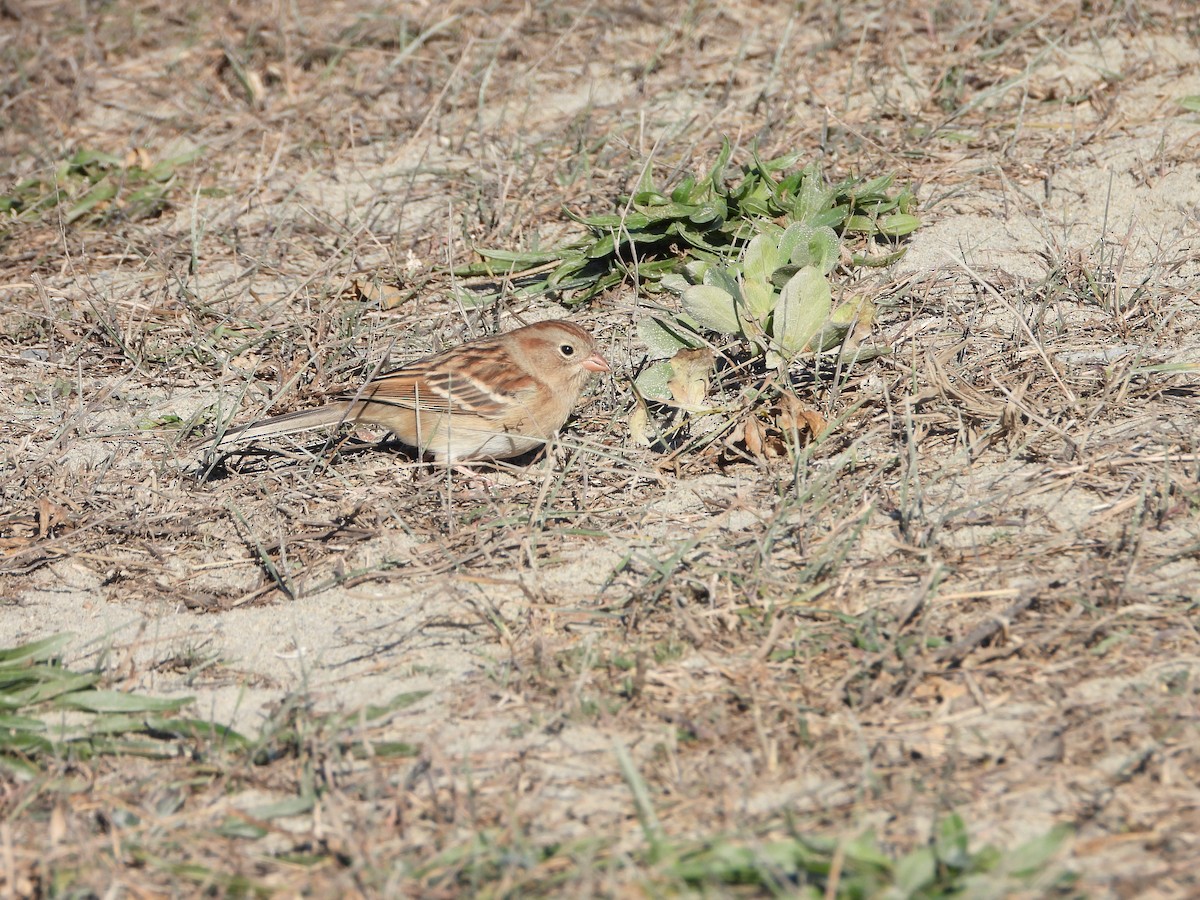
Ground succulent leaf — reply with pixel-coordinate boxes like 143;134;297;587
683;284;741;335
772;265;831;358
638;316;703;358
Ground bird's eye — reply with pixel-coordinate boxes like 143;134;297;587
559;343;576;357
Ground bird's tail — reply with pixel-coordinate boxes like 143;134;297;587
215;403;360;447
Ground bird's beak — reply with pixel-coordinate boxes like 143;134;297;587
582;352;611;373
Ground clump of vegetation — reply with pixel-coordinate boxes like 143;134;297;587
0;633;202;777
599;148;915;460
454;138;918;304
638;220;878;378
0;632;429;785
658;813;1074;896
0;146;202;234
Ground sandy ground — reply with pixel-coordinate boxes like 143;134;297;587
3;1;1199;895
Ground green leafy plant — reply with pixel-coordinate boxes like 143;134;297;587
0;633;217;777
628;223;881;458
453;138;919;304
610;745;1074;896
0;146;202;234
0;633;425;780
644;221;878;376
663;813;1074;896
608;146;917;462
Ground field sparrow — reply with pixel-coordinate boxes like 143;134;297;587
213;320;610;463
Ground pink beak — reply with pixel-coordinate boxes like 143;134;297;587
582;352;611;373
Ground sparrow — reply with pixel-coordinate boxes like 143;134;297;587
211;320;610;464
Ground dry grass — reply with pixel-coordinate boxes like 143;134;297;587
3;0;1200;896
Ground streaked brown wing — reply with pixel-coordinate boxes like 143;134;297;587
341;340;538;420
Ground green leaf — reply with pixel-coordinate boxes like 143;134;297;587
842;214;875;233
357;740;419;758
0;634;73;665
145;159;177;182
0;715;48;734
593;268;628;291
634;200;703;222
851;246;908;268
808;321;852;353
248;794;315;821
737;192;772;218
585;232;617;259
791;167;837;224
935;812;971;869
10;672;100;706
0;732;54;755
809;226;841;273
831;296;873;327
474;247;565;266
769;264;800;290
701;264;741;301
671;175;697;203
546;257;589;289
68;149;122;170
812;204;849;229
895;846;937;894
688;196;727;225
140;413;183;430
850;172;895;202
854;198;899;216
670;839;827;885
631;258;683;279
742;279;776;323
658;273;689;294
155;718;252;748
60;712;183;737
759;148;802;173
363;690;432;720
772;265;831;357
776;222;808;263
741;233;779;322
877;213;921;236
838;831;894;869
161;145;205;169
634;162;657;196
124;182;169;217
682;285;741;335
668;221;728;253
56;690;193;714
633;189;671;207
64;178;118;224
705;136;734;192
1179;95;1200;112
634;361;675;402
682;259;710;284
788;225;840;273
638;317;701;358
217;818;267;839
742;234;779;289
1003;823;1072;877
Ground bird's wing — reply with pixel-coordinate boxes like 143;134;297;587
346;343;538;420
